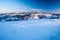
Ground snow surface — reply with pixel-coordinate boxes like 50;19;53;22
0;19;60;40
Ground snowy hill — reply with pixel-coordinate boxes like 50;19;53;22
0;19;60;40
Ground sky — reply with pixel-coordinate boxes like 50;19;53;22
0;0;60;13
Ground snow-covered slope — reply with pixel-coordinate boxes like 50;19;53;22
0;19;60;40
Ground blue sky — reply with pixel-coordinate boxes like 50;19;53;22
0;0;60;13
0;0;32;13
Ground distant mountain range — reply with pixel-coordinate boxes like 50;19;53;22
0;11;60;21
